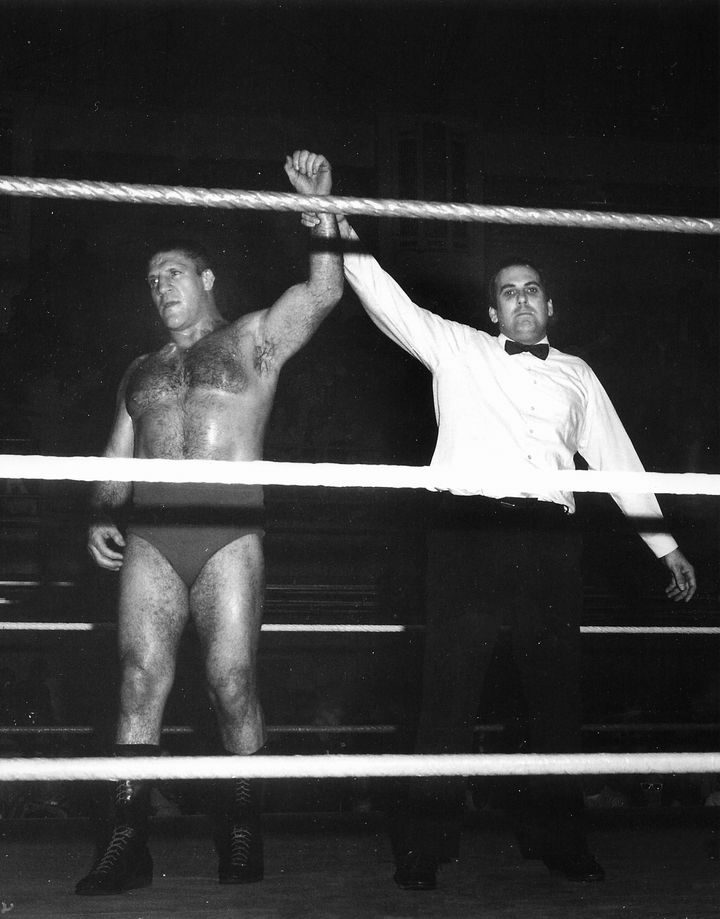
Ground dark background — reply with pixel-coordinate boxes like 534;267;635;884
0;0;718;810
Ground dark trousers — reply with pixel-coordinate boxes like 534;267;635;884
394;494;587;862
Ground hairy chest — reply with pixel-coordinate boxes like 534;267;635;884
126;337;254;417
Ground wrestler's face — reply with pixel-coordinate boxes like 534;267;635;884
147;250;215;331
488;265;553;344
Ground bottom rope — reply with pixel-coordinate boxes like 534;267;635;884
1;753;719;782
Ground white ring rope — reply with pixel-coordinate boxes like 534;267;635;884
0;725;398;736
2;723;717;736
580;626;720;635
0;752;719;783
0;175;717;235
1;455;720;496
0;622;718;635
0;621;411;633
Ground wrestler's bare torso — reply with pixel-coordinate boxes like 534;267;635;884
91;193;342;578
125;316;277;463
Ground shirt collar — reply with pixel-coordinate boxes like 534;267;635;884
498;333;550;348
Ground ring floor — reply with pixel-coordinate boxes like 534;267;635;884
2;810;719;918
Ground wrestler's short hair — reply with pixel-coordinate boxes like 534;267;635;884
486;258;550;307
148;239;214;275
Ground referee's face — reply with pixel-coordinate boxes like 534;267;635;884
489;265;553;344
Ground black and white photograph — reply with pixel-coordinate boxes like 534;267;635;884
0;0;718;916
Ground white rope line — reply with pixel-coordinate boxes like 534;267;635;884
0;581;373;594
0;725;398;736
1;455;720;496
0;175;717;235
3;723;719;735
0;622;411;633
1;622;717;634
580;626;720;635
265;624;408;633
1;752;720;782
1;723;716;737
0;622;106;631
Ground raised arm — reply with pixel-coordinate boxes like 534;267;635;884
87;361;138;571
337;216;465;371
253;150;343;370
300;199;469;370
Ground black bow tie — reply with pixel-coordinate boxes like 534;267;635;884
504;340;549;360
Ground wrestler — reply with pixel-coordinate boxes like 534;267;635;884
76;150;342;896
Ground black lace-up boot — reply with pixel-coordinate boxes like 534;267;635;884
213;754;264;884
75;745;157;895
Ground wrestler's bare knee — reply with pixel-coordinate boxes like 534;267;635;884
206;664;258;721
119;650;175;710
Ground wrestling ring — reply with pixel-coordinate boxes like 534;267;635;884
1;176;719;916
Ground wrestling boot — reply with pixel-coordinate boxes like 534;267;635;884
214;774;264;884
75;779;154;895
75;744;158;896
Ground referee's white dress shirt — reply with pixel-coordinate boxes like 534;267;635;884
344;236;677;559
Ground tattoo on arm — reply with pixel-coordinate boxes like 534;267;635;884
253;340;277;375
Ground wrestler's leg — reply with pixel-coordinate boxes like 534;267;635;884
190;532;265;755
76;534;188;896
116;533;190;744
191;533;266;884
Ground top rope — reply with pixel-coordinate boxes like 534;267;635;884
0;176;718;235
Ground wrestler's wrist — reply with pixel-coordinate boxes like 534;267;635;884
313;212;336;228
309;212;339;236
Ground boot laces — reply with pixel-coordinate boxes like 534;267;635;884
114;780;135;806
230;825;252;865
93;825;136;874
233;780;251;810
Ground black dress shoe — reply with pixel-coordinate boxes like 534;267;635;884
544;851;605;882
75;826;153;895
393;850;438;890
